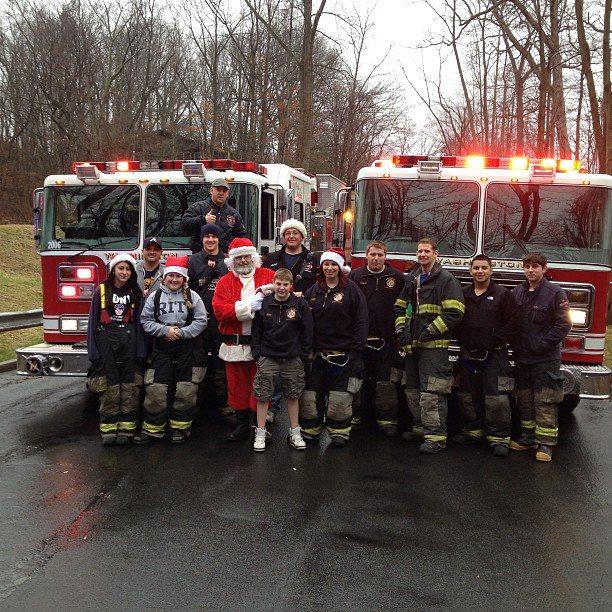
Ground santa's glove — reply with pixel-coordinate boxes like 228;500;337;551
256;283;275;296
250;293;265;312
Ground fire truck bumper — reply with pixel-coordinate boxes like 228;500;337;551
559;364;611;400
16;343;88;377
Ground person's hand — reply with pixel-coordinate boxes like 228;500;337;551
250;294;265;312
257;283;275;295
166;326;181;341
294;291;303;298
205;211;216;224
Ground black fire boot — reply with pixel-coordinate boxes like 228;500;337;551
225;409;253;442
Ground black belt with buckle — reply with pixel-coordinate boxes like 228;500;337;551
222;334;252;345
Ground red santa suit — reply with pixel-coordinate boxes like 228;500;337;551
212;238;274;411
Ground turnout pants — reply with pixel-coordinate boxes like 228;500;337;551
299;353;363;440
515;360;563;445
404;348;452;445
353;342;402;428
142;337;206;436
88;322;140;438
199;329;231;418
456;349;513;446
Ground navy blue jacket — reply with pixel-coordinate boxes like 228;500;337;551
262;245;316;294
251;293;313;360
512;278;571;364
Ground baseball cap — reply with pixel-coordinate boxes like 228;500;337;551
143;237;163;249
211;178;230;190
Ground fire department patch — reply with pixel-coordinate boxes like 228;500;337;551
115;303;125;317
386;277;396;288
226;215;236;226
286;307;297;319
333;293;343;302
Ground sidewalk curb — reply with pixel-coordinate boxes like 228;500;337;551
0;360;16;373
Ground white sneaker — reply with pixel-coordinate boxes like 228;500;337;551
288;427;306;450
254;427;267;452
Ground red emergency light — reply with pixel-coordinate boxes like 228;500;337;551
71;159;267;176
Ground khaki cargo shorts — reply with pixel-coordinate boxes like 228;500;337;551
253;356;305;401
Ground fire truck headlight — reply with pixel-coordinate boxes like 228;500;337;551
566;289;590;305
60;317;88;333
569;308;588;326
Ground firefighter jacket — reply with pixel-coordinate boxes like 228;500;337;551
457;281;521;352
393;261;465;352
87;284;147;362
262;245;316;293
350;264;406;344
135;261;165;297
188;250;228;334
512;277;571;364
180;196;247;253
251;293;313;361
141;285;207;339
304;279;368;355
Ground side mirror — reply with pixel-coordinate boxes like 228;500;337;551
285;188;295;217
32;188;44;247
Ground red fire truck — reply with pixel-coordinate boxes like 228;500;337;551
16;159;316;377
337;154;612;410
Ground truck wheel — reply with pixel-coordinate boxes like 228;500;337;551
558;394;580;416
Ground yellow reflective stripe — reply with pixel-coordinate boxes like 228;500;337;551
327;426;351;436
521;420;536;429
414;339;450;348
302;426;322;436
118;421;137;431
417;303;442;315
431;316;448;334
169;419;192;430
424;434;447;442
535;425;558;436
143;421;166;434
395;298;407;308
441;299;465;313
100;283;105;304
395;316;406;326
99;422;117;433
487;435;510;443
377;419;397;427
465;429;485;438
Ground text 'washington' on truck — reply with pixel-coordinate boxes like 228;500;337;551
335;155;611;411
17;158;318;377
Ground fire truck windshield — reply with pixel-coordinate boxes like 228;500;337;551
354;179;478;255
484;183;612;265
145;182;258;246
41;185;140;251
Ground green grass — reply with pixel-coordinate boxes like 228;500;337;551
0;224;42;311
0;327;43;362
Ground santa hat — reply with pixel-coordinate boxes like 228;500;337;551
280;218;307;240
320;249;351;274
224;237;261;270
108;252;137;274
164;255;189;280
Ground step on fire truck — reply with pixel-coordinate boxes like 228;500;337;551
16;158;316;377
336;154;612;411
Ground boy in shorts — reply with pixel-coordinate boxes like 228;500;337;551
251;269;313;451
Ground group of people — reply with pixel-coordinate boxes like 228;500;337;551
87;178;572;462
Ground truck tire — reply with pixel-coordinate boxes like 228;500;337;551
558;394;580;416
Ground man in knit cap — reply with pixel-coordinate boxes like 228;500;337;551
212;238;275;441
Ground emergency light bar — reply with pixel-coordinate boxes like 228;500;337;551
182;162;206;181
373;155;583;173
70;159;268;176
74;163;101;182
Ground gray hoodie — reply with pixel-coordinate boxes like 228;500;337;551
141;285;207;339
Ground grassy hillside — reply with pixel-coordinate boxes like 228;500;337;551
0;225;43;361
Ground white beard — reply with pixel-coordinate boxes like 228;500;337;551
235;263;255;276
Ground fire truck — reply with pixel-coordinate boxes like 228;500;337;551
16;158;316;377
336;154;612;411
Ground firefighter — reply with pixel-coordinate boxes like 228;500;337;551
394;238;465;454
87;253;147;446
300;249;368;447
350;241;405;436
454;255;521;457
180;178;247;254
135;256;207;444
135;237;165;298
212;238;275;442
510;252;571;462
188;224;235;425
261;218;317;424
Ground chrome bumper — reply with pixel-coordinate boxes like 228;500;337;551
16;343;88;377
560;364;611;400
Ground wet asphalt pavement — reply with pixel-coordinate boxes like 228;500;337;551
0;371;609;610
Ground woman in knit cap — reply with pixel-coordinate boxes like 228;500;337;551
87;253;147;446
300;249;368;447
135;256;207;445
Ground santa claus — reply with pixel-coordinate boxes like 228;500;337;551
212;237;275;441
